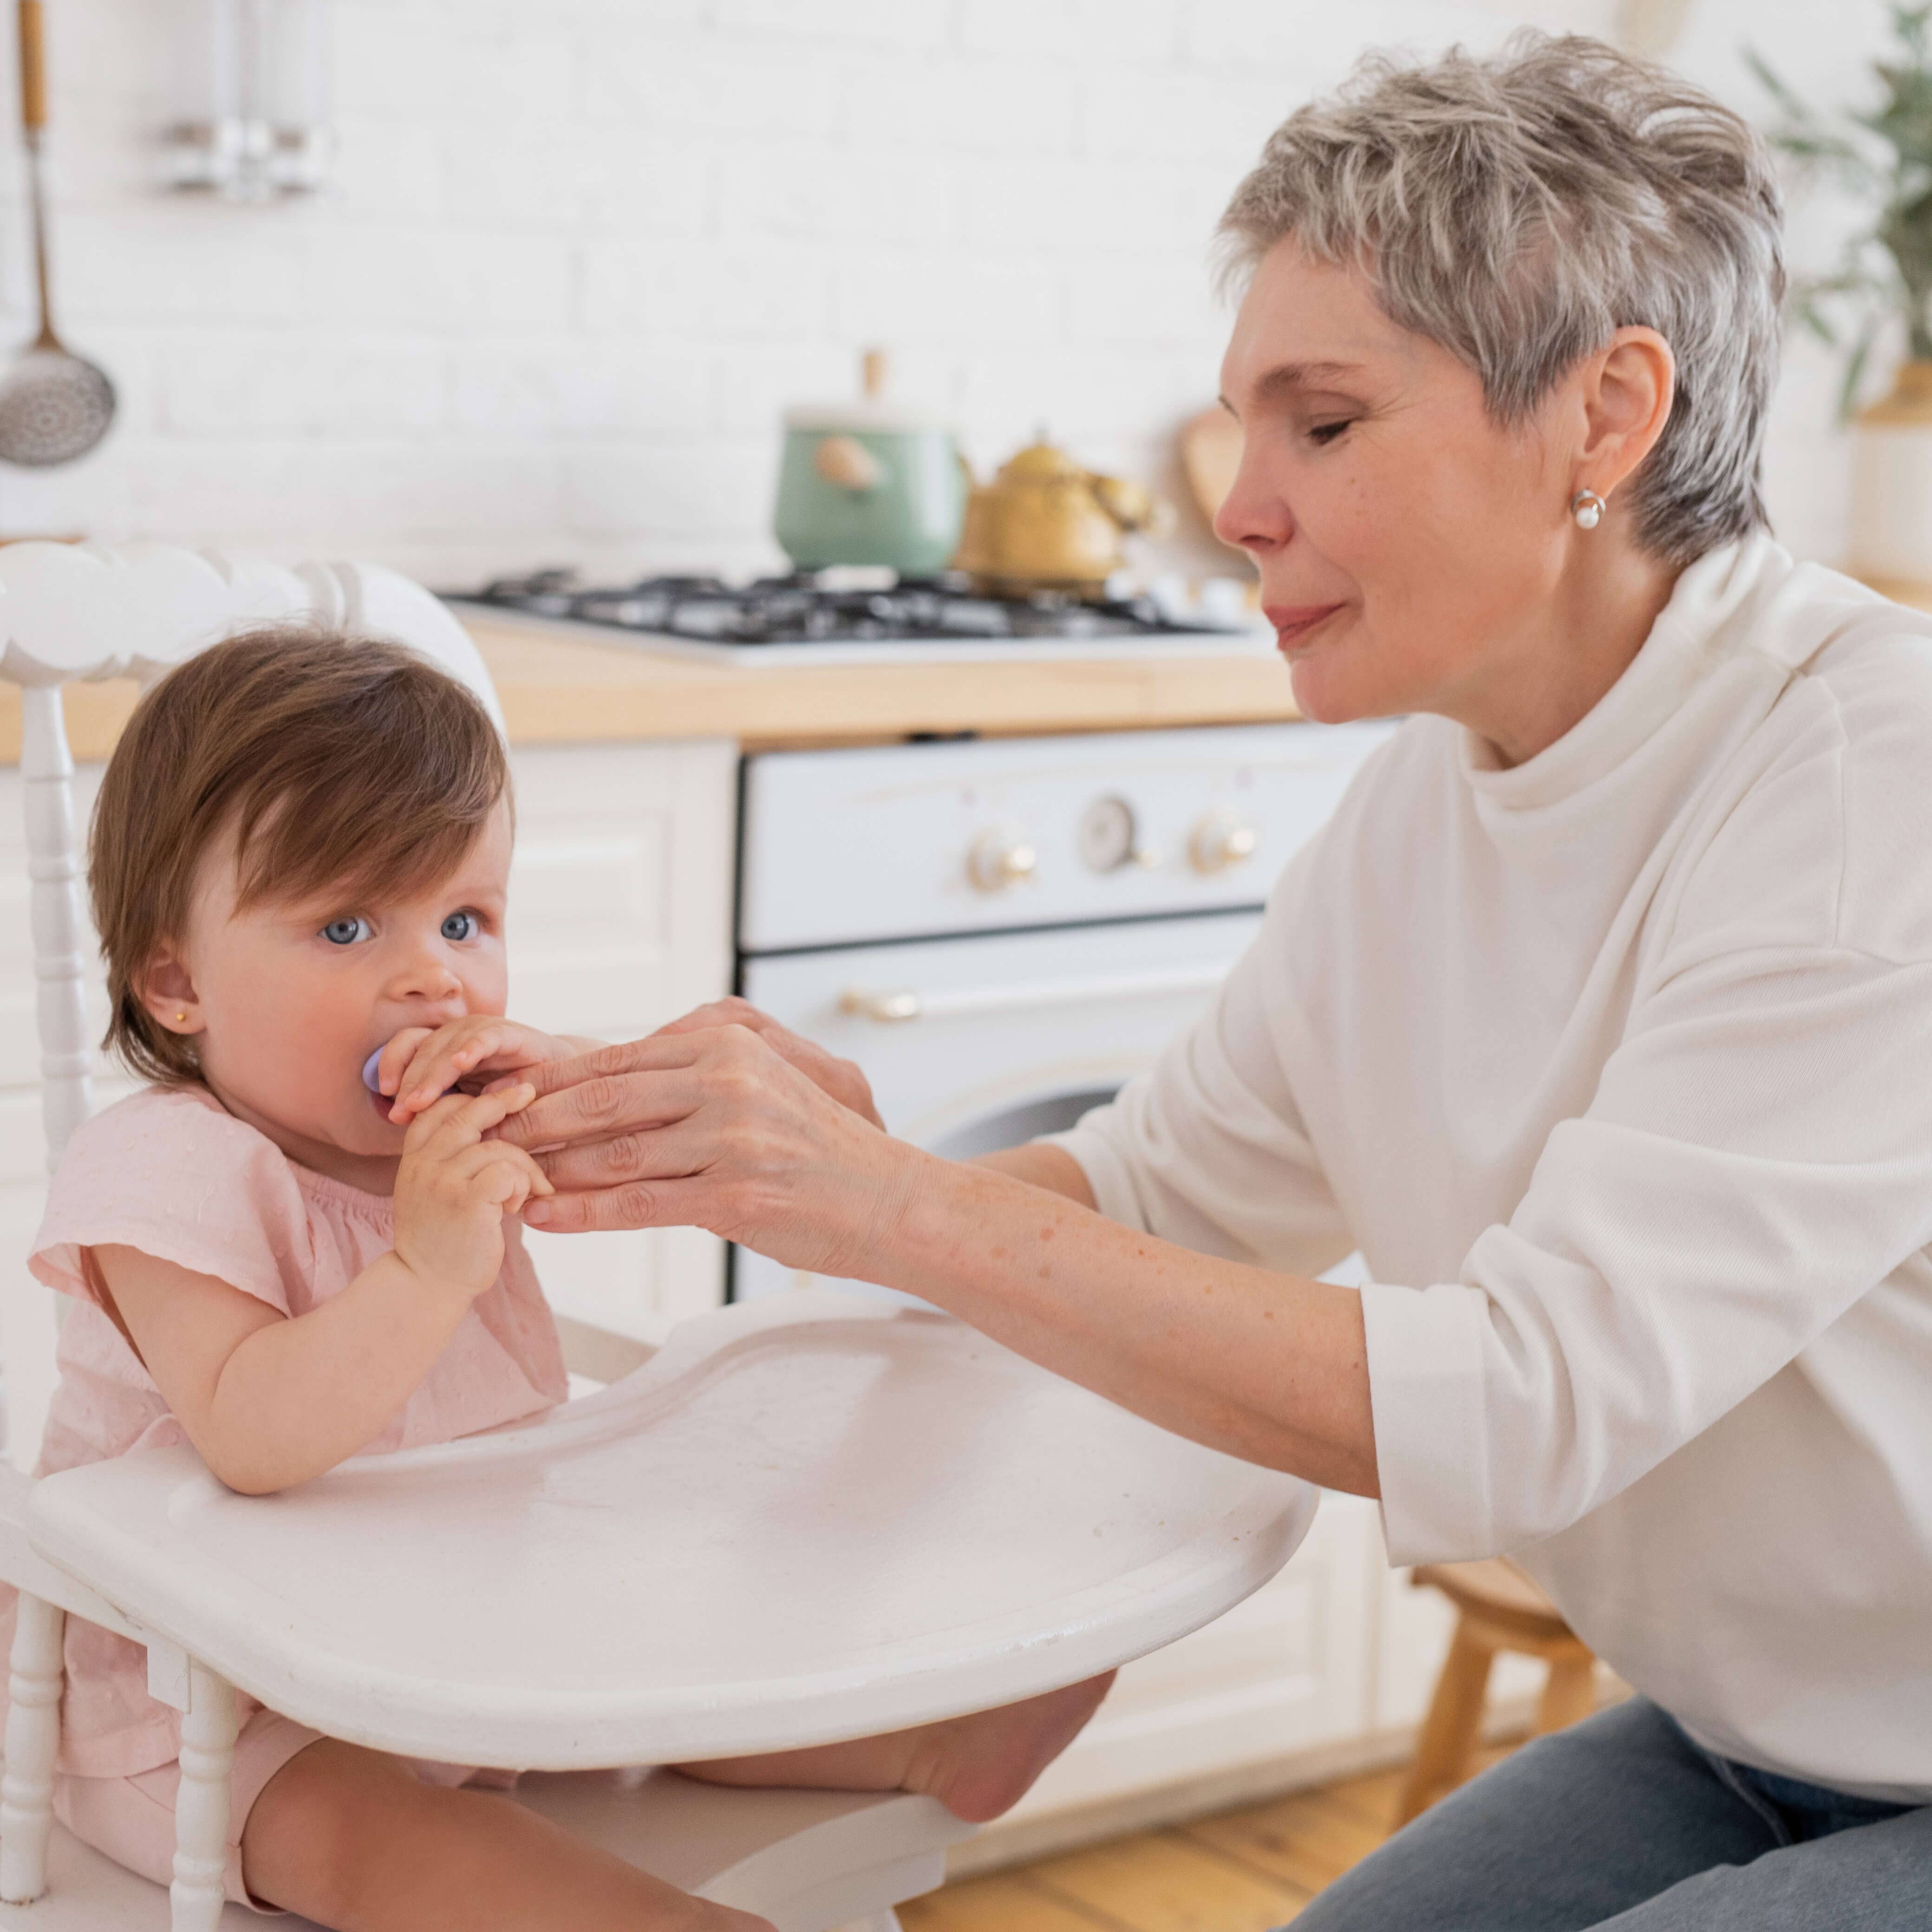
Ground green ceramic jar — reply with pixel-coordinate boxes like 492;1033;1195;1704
773;402;966;578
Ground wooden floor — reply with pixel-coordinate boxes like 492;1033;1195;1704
904;1745;1517;1932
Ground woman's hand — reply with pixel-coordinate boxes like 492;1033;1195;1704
647;997;885;1129
507;1022;920;1277
392;1086;553;1300
376;1017;588;1125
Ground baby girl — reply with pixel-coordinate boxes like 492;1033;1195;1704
10;627;1108;1929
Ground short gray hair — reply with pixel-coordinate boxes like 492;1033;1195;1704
1218;33;1785;567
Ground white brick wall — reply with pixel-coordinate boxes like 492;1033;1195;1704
0;0;1893;584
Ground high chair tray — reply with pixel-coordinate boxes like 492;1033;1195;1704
27;1291;1317;1769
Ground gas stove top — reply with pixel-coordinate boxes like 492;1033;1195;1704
445;569;1273;666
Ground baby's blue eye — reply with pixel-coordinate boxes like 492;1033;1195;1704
441;911;477;942
321;917;369;946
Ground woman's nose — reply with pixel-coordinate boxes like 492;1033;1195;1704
1213;439;1293;555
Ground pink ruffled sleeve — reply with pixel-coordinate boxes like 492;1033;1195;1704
29;1087;311;1319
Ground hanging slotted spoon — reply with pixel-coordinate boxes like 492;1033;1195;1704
0;0;113;466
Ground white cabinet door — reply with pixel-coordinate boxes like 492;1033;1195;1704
1002;1490;1382;1822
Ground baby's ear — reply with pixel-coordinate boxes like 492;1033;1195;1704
135;946;202;1034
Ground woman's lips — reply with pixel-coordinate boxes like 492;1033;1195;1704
1265;604;1344;648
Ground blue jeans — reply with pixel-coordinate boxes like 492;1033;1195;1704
1293;1698;1932;1930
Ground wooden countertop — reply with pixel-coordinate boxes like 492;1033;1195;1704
1;608;1301;764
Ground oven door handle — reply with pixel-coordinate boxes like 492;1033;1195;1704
838;963;1229;1025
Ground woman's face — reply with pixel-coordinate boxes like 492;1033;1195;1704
1215;241;1581;730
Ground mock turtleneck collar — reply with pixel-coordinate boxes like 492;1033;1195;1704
1458;534;1787;813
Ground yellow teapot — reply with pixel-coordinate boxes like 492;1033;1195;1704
951;438;1161;597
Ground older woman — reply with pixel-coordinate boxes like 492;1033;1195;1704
501;34;1932;1926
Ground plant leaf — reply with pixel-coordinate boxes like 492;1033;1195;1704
1840;319;1881;420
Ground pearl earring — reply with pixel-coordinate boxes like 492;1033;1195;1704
1571;489;1606;530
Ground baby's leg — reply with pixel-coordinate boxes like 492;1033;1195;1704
242;1737;775;1932
677;1672;1116;1824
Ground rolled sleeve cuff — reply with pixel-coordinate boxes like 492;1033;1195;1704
1038;1125;1149;1233
1361;1279;1495;1566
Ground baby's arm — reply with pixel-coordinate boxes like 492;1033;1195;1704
98;1087;552;1495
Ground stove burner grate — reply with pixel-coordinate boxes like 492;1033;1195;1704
453;570;1234;646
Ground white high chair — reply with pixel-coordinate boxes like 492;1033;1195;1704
0;541;1319;1932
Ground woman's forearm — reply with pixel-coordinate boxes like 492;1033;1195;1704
889;1146;1377;1495
973;1141;1097;1206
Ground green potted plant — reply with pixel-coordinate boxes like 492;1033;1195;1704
1752;4;1932;594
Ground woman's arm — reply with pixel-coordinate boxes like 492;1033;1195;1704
973;1142;1096;1206
510;1025;1379;1494
909;1146;1376;1494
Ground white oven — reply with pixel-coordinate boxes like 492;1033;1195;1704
731;719;1397;1304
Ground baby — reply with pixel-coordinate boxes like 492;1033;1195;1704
10;627;1109;1929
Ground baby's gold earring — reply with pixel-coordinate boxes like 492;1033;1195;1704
174;1010;187;1024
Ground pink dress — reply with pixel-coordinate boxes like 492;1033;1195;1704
5;1083;569;1906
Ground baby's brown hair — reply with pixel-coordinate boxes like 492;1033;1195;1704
91;627;510;1085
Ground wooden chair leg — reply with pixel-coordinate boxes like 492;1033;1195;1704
0;1591;65;1903
1394;1618;1495;1828
171;1660;238;1932
1535;1645;1598;1736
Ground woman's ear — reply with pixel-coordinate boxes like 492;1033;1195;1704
1577;326;1675;498
136;946;203;1037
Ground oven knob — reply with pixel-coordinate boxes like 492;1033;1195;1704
1189;809;1259;875
1078;795;1138;873
968;827;1038;892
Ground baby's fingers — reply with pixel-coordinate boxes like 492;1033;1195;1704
479;1160;530;1214
467;1138;555;1197
464;1141;555;1210
388;1027;495;1122
374;1028;436;1101
402;1083;535;1156
396;1026;511;1118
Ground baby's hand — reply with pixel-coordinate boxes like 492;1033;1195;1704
392;1087;553;1302
377;1017;577;1125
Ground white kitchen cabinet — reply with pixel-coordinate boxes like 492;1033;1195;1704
0;737;738;1469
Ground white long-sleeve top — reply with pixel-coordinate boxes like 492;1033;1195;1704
1050;535;1932;1801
